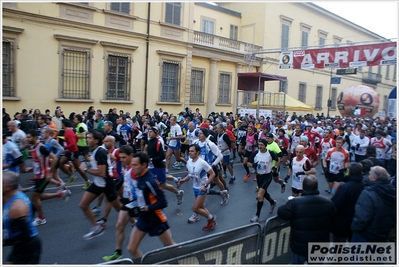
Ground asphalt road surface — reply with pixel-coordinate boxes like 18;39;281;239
3;157;331;264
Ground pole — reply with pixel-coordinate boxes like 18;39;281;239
143;3;151;111
256;75;261;118
327;68;332;118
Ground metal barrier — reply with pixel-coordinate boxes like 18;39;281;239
141;224;261;264
98;218;291;265
259;216;292;264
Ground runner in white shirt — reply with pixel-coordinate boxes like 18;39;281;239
370;130;392;164
165;116;186;172
177;144;217;231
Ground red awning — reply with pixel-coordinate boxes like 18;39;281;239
237;72;287;92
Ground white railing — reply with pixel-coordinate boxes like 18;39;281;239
193;31;262;53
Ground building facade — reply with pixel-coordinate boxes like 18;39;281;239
2;2;396;118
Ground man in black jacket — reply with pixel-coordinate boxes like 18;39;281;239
330;162;365;242
351;166;396;242
277;175;335;264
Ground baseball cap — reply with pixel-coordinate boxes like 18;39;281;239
177;116;184;123
300;136;309;142
265;133;274;138
149;126;159;134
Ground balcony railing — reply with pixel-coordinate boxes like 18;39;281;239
362;72;382;85
193;31;262;53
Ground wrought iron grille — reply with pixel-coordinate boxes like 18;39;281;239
62;48;90;99
3;41;14;97
161;61;180;102
107;54;130;101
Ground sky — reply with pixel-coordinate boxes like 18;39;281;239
313;1;398;40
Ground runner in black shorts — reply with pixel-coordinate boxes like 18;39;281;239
127;153;175;263
79;130;122;240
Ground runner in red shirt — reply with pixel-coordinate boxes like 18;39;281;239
303;125;322;149
57;119;91;189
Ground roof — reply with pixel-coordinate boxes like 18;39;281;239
237;72;287;92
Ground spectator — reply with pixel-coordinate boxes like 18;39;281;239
365;145;385;168
277;175;335;264
351;166;396;242
330;162;365;242
3;108;11;132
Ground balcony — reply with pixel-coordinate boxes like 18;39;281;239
362;72;382;85
193;31;262;54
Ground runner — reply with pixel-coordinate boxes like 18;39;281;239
323;137;350;195
285;145;316;197
242;125;258;181
102;145;139;261
247;139;280;222
79;129;122;240
216;123;235;184
177;144;217;230
165;116;187;172
126;152;175;263
3;171;42;264
26;129;71;226
147;126;184;205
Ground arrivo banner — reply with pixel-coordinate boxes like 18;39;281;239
293;42;397;69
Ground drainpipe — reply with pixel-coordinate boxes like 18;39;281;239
143;2;151;110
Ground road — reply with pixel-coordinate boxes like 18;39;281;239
2;157;331;264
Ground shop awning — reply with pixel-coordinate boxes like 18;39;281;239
237;72;287;92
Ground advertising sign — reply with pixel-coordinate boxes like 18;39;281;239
293;42;396;69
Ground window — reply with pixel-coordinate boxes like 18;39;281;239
298;82;306;102
315;85;323;109
301;30;308;49
331;87;337;109
190;69;205;103
386;65;390;79
110;2;130;14
165;2;181;25
2;40;14;97
333;35;342;47
279;80;287;93
394;64;397;81
319;37;325;48
202;19;214;35
318;30;327;48
230;25;238;40
218;72;231;104
161;61;180;102
281;24;290;50
62;48;90;99
106;54;130;101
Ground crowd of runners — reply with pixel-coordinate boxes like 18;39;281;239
2;105;396;264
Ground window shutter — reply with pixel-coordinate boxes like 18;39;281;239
121;3;130;14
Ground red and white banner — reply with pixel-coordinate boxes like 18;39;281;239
293;42;397;69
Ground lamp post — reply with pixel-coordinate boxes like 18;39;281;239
327;68;332;118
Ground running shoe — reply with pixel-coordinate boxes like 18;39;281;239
92;206;102;216
96;217;107;225
188;213;200;223
281;183;286;194
179;162;185;167
220;191;229;206
174;177;181;189
269;200;277;214
172;164;181;170
250;215;259;223
203;215;217;231
176;190;184;205
243;173;251;181
57;182;66;193
61;189;71;202
173;162;180;167
33;217;47;226
103;252;123;261
228;177;236;184
325;188;331;194
82;180;92;190
66;175;78;185
83;225;105;240
222;172;227;178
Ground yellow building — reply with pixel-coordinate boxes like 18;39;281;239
2;2;396;118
